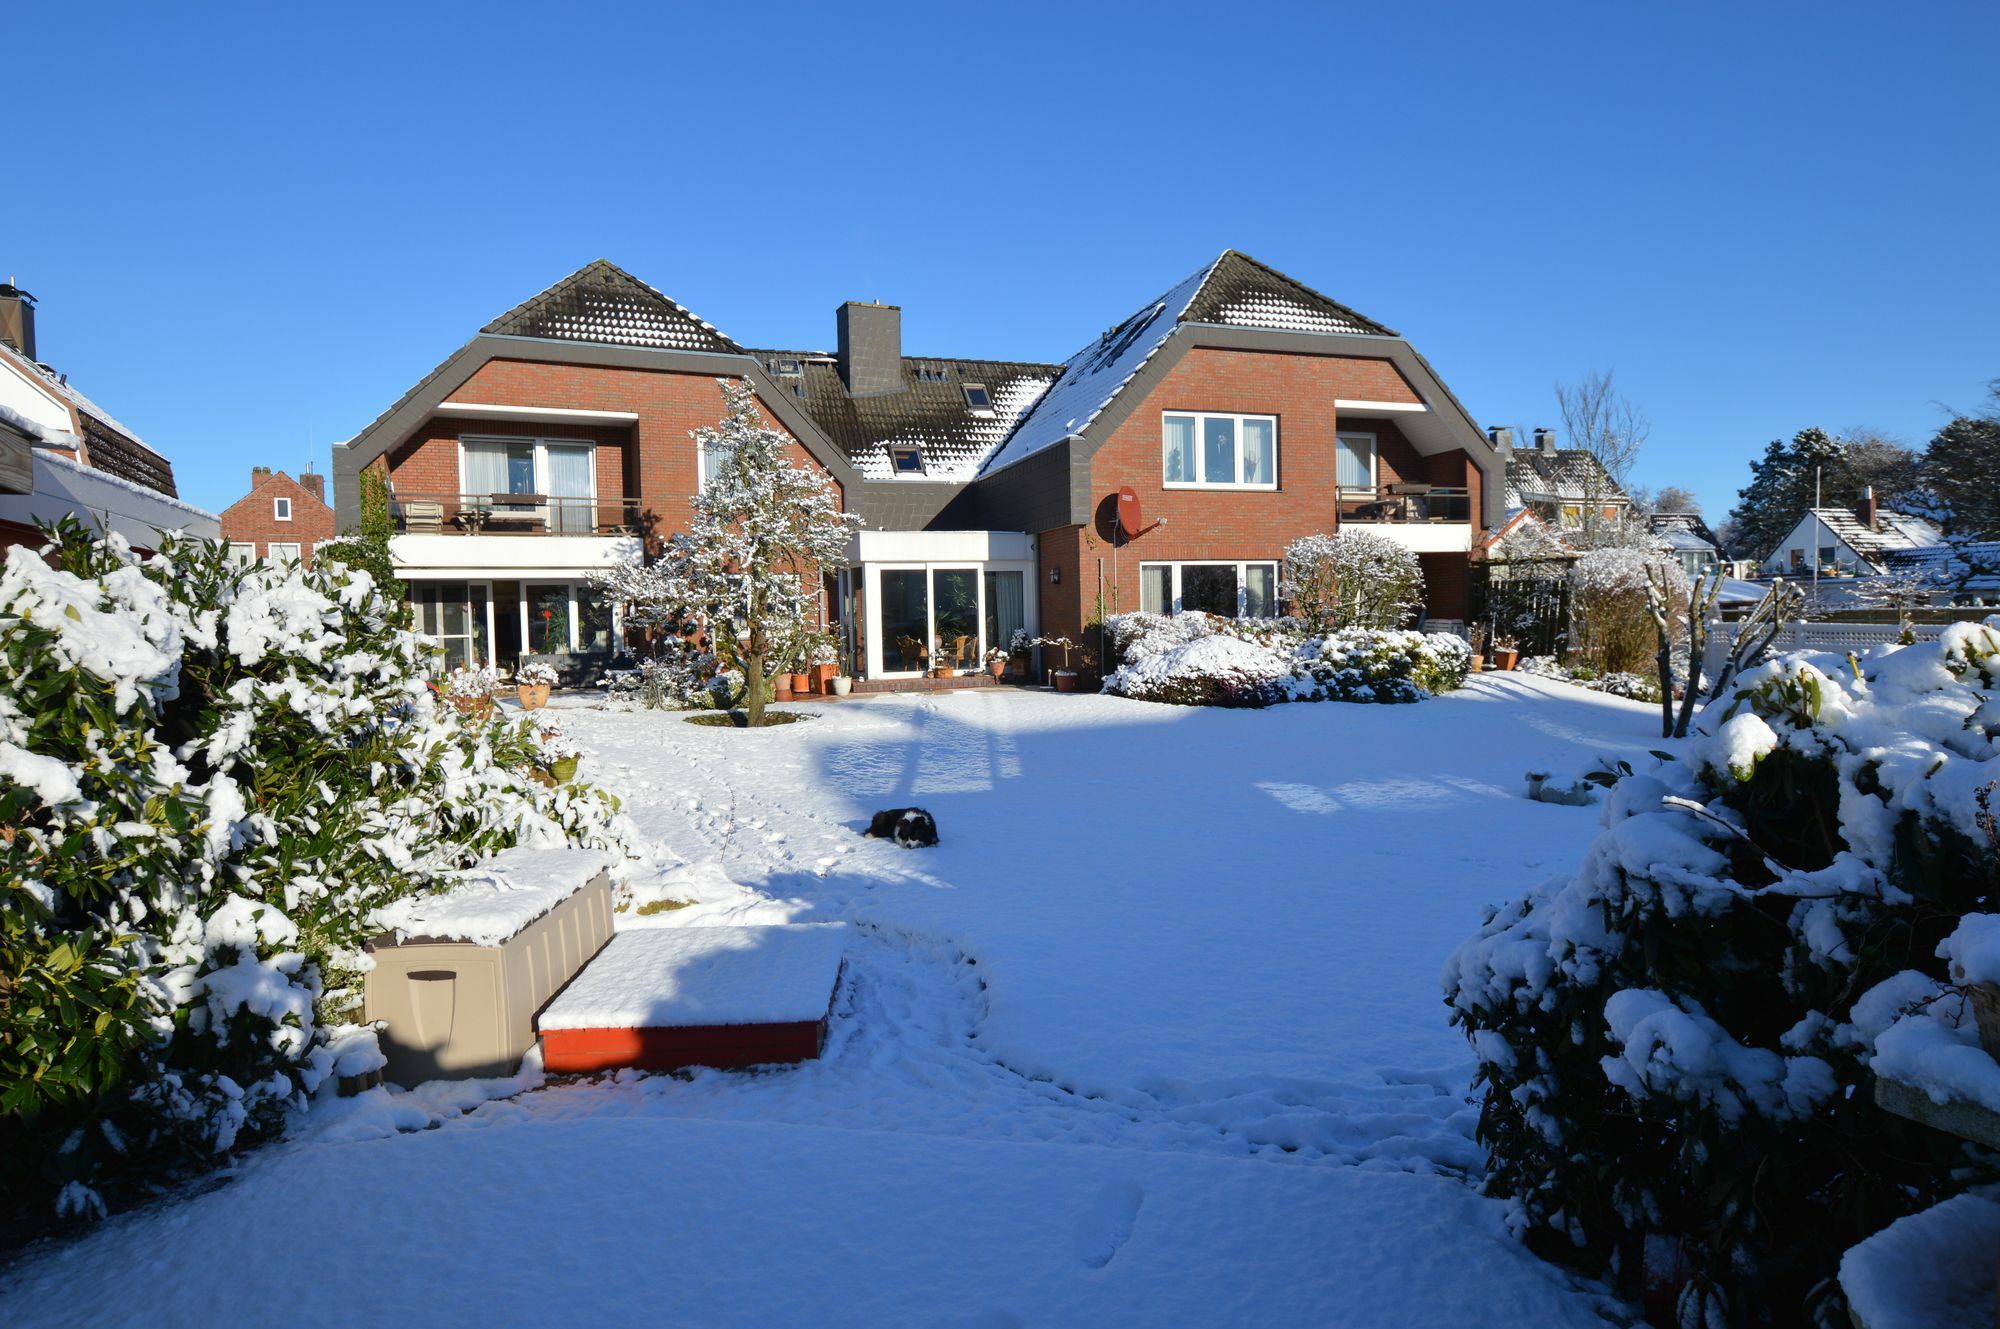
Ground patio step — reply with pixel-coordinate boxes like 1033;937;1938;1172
850;674;1006;695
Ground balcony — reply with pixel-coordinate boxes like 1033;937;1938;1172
1336;484;1473;553
389;491;640;537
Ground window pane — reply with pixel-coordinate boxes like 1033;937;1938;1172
1241;419;1274;486
983;571;1025;653
1181;564;1239;617
1140;565;1173;615
1244;564;1276;618
577;587;613;653
527;584;571;654
545;445;594;533
1163;415;1196;484
1337;435;1373;488
1203;417;1237;484
932;569;979;670
882;570;930;671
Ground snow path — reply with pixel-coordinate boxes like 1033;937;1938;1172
0;675;1656;1326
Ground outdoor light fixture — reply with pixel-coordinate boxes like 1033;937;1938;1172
1049;566;1061;585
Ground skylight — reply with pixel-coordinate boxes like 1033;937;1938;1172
887;445;925;475
962;384;992;413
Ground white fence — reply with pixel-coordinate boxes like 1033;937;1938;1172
1700;619;1949;684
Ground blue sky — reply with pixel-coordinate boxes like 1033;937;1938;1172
12;2;1997;521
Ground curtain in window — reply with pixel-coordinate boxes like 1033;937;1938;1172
1336;435;1373;489
544;445;594;533
983;571;1025;654
1241;419;1274;485
1140;565;1173;614
1203;417;1238;484
1163;415;1196;483
1244;564;1276;618
464;441;535;497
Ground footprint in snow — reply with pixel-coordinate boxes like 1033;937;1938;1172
1072;1180;1144;1270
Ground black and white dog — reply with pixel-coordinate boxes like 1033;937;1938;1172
866;807;939;848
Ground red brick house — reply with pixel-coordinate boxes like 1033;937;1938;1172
218;467;336;566
333;254;1501;678
0;282;218;554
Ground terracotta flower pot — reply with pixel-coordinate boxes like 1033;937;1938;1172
1494;648;1520;671
789;672;810;694
988;659;1006;679
1468;653;1486;674
1053;670;1078;693
931;666;953;679
451;694;494;721
809;663;837;694
772;677;793;701
517;682;550;711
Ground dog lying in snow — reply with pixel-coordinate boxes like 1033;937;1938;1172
866;807;939;848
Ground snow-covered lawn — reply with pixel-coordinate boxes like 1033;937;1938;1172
2;675;1660;1327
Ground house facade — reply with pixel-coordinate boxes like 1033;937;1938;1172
1646;511;1724;579
1495;428;1632;533
334;254;1502;680
1757;488;1943;578
218;467;336;566
0;283;217;553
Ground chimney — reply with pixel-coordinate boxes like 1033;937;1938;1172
252;465;272;488
1533;427;1557;455
1856;484;1878;531
1487;426;1515;453
300;472;325;503
835;301;904;397
0;281;36;362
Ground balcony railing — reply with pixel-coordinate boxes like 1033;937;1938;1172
389;491;640;537
1337;484;1471;525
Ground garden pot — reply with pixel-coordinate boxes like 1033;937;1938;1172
773;678;793;702
931;666;953;679
830;675;853;697
809;663;837;694
789;672;811;694
517;682;550;711
450;695;495;721
988;659;1006;679
1053;670;1078;693
1494;648;1520;671
550;755;579;784
1468;653;1486;674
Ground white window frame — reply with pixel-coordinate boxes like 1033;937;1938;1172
518;581;622;656
227;542;256;566
1334;430;1378;494
1138;560;1280;618
266;542;302;565
273;496;293;522
1161;412;1279;491
862;560;1039;678
457;435;598;502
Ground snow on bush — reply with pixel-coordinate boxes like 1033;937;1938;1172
1280;531;1424;631
1444;619;2000;1325
1517;653;1663;704
1103;613;1469;707
1569;545;1688;676
516;660;559;688
0;519;641;1229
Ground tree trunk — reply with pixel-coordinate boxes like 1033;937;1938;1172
1655;632;1674;738
745;651;765;728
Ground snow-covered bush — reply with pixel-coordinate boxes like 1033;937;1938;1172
516;660;559;688
441;663;499;703
1445;621;2000;1326
1569;546;1687;675
1517;653;1663;704
1280;531;1425;631
0;519;640;1230
607;640;729;711
1103;613;1467;707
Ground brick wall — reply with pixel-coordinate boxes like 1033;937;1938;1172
381;359;840;546
218;471;337;565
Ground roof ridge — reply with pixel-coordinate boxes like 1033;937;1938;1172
1181;250;1397;338
480;259;743;353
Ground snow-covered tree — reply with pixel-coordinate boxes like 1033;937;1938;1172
1281;531;1424;631
1569;545;1687;675
592;380;857;727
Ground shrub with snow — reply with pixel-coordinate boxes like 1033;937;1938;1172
1103;613;1468;707
516;661;559;688
0;519;639;1231
1569;545;1688;676
1517;653;1663;704
1280;531;1425;631
1445;620;2000;1325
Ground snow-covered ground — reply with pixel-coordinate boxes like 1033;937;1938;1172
2;675;1662;1327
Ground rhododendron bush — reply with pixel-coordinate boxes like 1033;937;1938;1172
0;520;638;1232
1103;612;1468;706
1445;620;2000;1326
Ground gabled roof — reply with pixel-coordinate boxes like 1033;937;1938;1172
753;351;1059;482
1503;448;1626;508
481;259;742;354
1799;507;1943;569
0;339;178;497
1647;510;1722;551
977;250;1395;476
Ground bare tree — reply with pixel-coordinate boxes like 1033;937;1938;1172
1555;370;1650;544
1653;486;1700;515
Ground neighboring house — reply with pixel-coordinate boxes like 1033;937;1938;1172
0;282;218;553
218;467;336;566
333;252;1503;679
1646;511;1724;579
1757;488;1943;578
1494;428;1632;531
1474;506;1574;565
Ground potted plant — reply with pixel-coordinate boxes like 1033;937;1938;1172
516;660;558;711
1493;635;1520;671
830;637;854;696
442;664;499;721
537;719;581;784
1466;624;1488;675
1035;635;1079;691
809;639;839;695
1008;627;1031;679
772;670;794;702
984;646;1009;680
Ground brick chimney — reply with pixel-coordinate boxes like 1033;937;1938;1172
1533;427;1557;455
835;301;905;397
252;465;273;488
1855;484;1879;531
300;472;325;503
0;281;35;362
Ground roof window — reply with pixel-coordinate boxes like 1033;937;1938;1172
887;445;925;475
962;383;992;413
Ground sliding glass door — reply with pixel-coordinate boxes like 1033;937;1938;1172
874;566;1018;676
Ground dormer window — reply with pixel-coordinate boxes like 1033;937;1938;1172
887;445;925;475
962;384;992;414
274;496;293;521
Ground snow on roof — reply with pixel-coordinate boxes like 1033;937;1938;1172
0;339;163;464
1805;507;1943;569
536;924;848;1030
33;447;216;523
0;400;77;447
1503;449;1625;507
372;847;615;946
482;259;742;355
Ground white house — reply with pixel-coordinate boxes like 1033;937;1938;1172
1757;489;1941;578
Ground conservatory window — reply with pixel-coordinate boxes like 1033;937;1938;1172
1161;413;1278;489
1138;561;1279;618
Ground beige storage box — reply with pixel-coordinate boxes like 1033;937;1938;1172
364;847;615;1085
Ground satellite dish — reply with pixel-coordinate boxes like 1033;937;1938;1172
1117;486;1144;539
